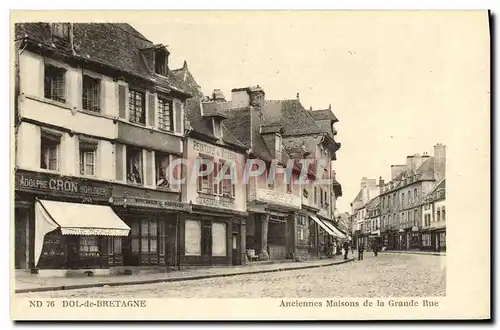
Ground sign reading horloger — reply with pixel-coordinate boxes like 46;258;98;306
15;169;111;200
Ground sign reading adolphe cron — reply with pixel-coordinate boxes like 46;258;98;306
15;170;111;199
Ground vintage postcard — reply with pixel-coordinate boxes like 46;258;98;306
10;10;490;321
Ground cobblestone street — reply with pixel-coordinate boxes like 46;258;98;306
18;253;445;298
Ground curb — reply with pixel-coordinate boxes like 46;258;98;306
15;258;354;294
381;251;446;256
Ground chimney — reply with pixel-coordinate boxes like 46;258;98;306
182;60;188;70
379;176;385;194
328;104;331;110
296;92;300;99
211;89;226;102
249;85;265;109
412;153;424;171
231;87;251;108
391;165;406;180
406;155;415;174
433;143;446;181
310;106;312;110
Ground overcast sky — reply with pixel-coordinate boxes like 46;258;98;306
130;11;489;212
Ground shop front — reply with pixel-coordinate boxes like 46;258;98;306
179;197;247;267
111;185;191;270
14;169;129;275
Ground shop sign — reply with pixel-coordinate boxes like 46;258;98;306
196;197;234;210
112;197;191;212
256;188;301;209
192;139;240;161
15;170;111;200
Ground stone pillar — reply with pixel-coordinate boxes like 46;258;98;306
259;214;270;261
240;221;247;265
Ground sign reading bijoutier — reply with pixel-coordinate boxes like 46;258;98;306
15;170;111;200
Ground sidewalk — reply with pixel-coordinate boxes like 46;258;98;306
381;250;446;256
15;257;354;294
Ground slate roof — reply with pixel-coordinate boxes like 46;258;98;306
309;109;339;122
262;100;324;137
260;123;284;135
364;195;380;210
170;64;245;149
15;23;189;97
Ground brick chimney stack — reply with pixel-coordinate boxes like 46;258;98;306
433;143;446;181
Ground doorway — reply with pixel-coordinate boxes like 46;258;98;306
232;231;240;265
14;208;28;269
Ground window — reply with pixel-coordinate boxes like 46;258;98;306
126;147;143;184
422;233;431;247
185;220;201;256
275;134;282;160
324;190;328;207
40;133;60;171
402;193;405;207
79;236;99;256
154;50;167;76
108;237;122;255
286;176;292;193
213;119;222;139
197;157;213;194
219;161;235;198
212;222;227;257
51;23;70;39
320;188;324;205
314;186;317;205
437;209;441;222
439;232;446;248
79;141;97;176
414;188;418;201
408;190;411;204
442;207;446;221
158;98;173;131
413;209;418;226
140;220;157;254
82;75;101;112
129;89;145;124
44;64;66;102
267;168;274;189
155;152;170;188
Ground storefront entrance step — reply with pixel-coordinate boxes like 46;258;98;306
15;258;355;294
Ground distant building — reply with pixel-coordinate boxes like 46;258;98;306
379;144;446;251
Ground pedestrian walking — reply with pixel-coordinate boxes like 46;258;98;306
358;244;364;260
373;241;379;257
343;241;350;260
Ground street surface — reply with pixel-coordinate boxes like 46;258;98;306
19;253;446;298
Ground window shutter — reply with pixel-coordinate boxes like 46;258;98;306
118;85;127;119
115;144;124;181
213;161;219;195
148;93;156;126
197;158;203;192
145;151;153;186
174;101;182;134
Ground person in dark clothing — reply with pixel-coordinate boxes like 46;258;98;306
358;244;364;260
372;241;379;256
343;241;350;260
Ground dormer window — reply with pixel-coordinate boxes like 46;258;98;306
154;50;168;76
275;133;282;160
213;118;222;139
51;23;70;40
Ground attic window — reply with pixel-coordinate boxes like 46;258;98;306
154;50;168;76
275;134;282;160
212;118;222;139
51;23;70;40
